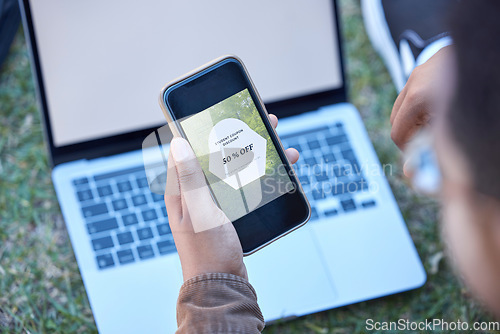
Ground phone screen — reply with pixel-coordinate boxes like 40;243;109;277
180;88;294;222
164;57;310;253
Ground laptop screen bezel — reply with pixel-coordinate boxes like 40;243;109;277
20;0;346;167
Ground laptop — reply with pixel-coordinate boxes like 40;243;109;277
20;0;426;332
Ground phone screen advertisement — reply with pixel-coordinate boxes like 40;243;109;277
180;88;294;222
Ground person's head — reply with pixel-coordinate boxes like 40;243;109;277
431;0;500;316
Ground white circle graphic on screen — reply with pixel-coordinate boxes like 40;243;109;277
208;118;267;190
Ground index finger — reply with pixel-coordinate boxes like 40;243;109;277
269;114;278;128
391;84;408;125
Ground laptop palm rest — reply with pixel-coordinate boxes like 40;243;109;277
244;226;336;321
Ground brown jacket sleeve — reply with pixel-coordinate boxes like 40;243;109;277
176;273;265;334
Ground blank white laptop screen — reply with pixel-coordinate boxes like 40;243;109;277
29;0;343;147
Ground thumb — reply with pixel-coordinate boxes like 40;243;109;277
170;137;209;193
170;137;225;231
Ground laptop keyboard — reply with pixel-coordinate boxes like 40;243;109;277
72;121;374;270
72;166;175;270
280;121;377;221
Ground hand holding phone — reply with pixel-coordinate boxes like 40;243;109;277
160;56;310;255
166;117;299;281
166;137;247;281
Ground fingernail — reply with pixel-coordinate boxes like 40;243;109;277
170;137;193;162
403;160;411;178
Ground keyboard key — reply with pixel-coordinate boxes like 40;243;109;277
362;200;376;208
151;193;164;202
331;183;347;196
132;194;147;206
360;178;369;190
87;217;119;234
73;177;88;186
310;207;318;220
324;208;338;216
157;223;171;236
342;165;355;176
161;206;168;217
136;177;149;188
348;159;361;174
315;170;329;182
323;153;336;163
117;249;135;264
97;185;113;197
157;239;176;255
96;254;114;269
341;199;357;212
142;209;158;221
326;134;348;146
342;149;356;160
304;157;317;166
332;166;347;178
92;236;114;251
298;176;310;186
122;213;138;226
137;227;154;240
307;139;321;150
82;203;108;218
112;198;128;211
289;143;302;152
347;178;369;193
341;179;355;193
117;231;134;245
77;189;93;202
333;122;345;134
137;245;155;259
117;180;132;193
312;188;326;200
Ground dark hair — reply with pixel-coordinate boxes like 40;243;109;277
448;0;500;199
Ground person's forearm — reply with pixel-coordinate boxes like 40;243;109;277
176;273;265;334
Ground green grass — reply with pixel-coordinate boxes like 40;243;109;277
0;0;496;333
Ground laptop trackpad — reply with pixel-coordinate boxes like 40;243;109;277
244;225;336;321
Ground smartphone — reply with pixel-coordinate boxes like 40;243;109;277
159;55;310;255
